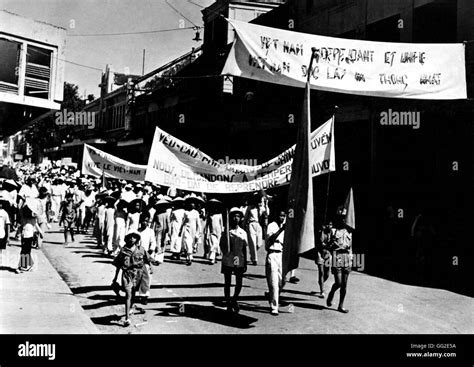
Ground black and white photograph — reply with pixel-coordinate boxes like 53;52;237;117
0;0;473;363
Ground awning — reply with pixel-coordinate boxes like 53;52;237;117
117;138;144;147
61;138;107;148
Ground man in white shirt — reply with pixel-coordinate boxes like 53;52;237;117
265;210;286;315
18;176;39;207
121;183;136;203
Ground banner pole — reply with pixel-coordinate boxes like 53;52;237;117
307;47;317;83
225;207;230;255
323;108;337;225
324;172;331;224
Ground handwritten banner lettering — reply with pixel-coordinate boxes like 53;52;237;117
222;19;467;100
145;118;335;194
82;144;146;182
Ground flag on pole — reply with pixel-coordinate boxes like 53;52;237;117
344;188;355;231
282;81;315;277
101;168;108;190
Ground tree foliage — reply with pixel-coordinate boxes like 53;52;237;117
25;82;85;149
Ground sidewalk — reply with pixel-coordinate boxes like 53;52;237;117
0;234;99;334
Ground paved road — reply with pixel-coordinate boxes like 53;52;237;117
37;224;473;334
0;236;99;334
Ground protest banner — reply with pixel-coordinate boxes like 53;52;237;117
145;117;335;194
222;19;467;100
81;144;146;182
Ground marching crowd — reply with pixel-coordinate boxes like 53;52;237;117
0;161;354;327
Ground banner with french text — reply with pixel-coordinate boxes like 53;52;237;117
82;144;147;182
222;19;467;100
145;117;335;194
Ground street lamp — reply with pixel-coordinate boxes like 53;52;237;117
192;27;202;42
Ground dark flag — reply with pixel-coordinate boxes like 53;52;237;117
282;81;315;277
344;187;355;231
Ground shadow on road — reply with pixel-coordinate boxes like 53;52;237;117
90;313;123;326
82;294;305;310
43;241;66;245
82;254;108;259
156;303;257;329
71;282;225;295
282;288;320;297
244;273;266;279
0;265;17;273
67;246;99;249
289;301;330;312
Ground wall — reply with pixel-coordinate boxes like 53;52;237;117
0;10;66;107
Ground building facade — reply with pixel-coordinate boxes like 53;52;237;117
132;0;473;294
0;10;66;139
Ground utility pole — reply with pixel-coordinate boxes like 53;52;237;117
142;49;146;76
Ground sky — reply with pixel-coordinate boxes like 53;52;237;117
1;0;215;97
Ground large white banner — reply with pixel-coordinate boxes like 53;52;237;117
145;117;335;194
222;19;467;100
82;144;147;182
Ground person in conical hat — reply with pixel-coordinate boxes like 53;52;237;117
180;195;202;266
243;194;263;266
153;199;171;264
220;207;248;313
204;199;223;264
169;197;185;260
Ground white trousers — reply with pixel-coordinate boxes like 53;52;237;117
113;217;126;250
265;251;282;312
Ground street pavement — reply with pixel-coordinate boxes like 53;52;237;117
0;234;99;334
1;223;473;334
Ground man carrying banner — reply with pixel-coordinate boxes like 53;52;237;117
265;210;286;316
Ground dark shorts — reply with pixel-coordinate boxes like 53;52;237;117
63;219;75;228
0;237;7;250
221;265;246;276
121;269;137;291
19;237;34;269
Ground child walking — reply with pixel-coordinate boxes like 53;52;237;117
59;193;76;246
112;232;152;326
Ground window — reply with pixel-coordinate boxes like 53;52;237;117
0;38;21;93
24;45;52;100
